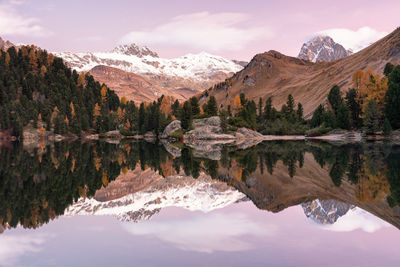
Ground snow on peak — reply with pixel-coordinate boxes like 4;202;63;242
112;43;159;58
54;47;243;81
298;35;352;62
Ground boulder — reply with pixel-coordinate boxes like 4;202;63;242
162;120;182;139
162;140;182;157
184;116;235;141
235;127;264;139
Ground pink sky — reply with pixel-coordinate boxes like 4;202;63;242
0;0;399;60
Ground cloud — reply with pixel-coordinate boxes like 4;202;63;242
120;12;272;52
0;3;49;36
0;233;48;267
122;212;278;253
319;207;391;233
318;26;388;52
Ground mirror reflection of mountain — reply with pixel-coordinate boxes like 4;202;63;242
1;140;400;231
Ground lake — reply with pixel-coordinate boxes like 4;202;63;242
1;140;400;267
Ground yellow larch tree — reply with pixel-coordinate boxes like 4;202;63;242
100;85;108;103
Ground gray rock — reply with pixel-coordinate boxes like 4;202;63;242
161;140;182;157
161;120;182;139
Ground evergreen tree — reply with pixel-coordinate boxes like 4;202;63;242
364;99;381;135
181;101;193;130
311;105;324;127
385;65;400;129
345;88;362;128
337;102;350;130
171;100;180;118
384;62;394;77
263;97;274;122
297;103;303;121
206;96;218;116
219;109;228;133
258;97;263;119
383;118;392;136
328;85;343;115
189;97;200;116
323;110;337;128
138;103;146;134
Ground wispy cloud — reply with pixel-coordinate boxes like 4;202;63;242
318;26;387;52
122;212;278;253
0;233;49;267
120;12;272;52
0;2;50;37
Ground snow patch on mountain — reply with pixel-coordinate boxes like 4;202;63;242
54;44;243;82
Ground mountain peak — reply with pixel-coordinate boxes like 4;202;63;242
0;37;15;50
298;35;352;62
112;43;159;58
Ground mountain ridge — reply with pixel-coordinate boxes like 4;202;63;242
202;27;400;117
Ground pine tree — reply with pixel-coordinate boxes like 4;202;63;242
337;102;350;130
297;103;303;121
311;105;324;127
206;96;218;116
385;65;400;129
263;97;274;122
190;97;200;116
383;117;392;136
171;100;180;118
364;99;381;135
345;88;362;128
138;103;146;134
181;101;193;130
258;97;263;119
384;63;394;77
328;85;343;115
219;109;228;133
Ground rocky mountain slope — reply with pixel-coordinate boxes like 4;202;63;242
203;27;400;117
302;199;354;224
298;35;352;62
55;44;244;102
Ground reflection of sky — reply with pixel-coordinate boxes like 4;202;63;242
121;212;278;253
317;207;391;233
1;202;400;267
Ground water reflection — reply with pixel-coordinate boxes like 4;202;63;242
1;140;400;232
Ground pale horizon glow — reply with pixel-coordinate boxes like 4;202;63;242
0;0;399;60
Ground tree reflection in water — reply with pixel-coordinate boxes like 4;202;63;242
0;140;400;230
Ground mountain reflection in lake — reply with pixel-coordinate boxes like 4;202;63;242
1;140;400;266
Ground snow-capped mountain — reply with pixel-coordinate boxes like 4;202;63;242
301;199;355;224
65;173;246;222
54;44;243;82
297;35;352;62
54;43;244;102
111;43;159;58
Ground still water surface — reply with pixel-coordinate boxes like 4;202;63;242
1;140;400;266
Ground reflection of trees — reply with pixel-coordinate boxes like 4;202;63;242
0;141;174;230
2;140;400;231
0;142;120;229
386;148;400;207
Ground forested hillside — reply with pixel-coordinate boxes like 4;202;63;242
0;46;173;139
